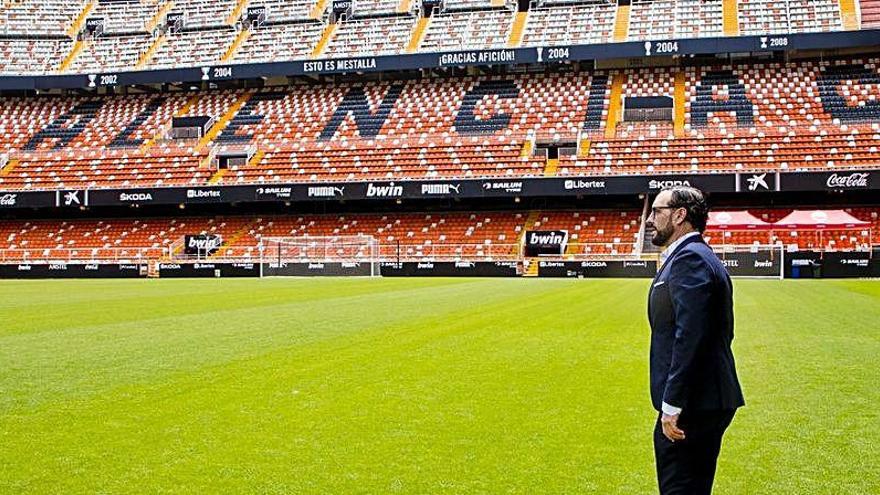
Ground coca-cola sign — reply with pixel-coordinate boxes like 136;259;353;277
826;172;869;189
0;193;16;207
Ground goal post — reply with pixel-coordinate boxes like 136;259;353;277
259;235;381;276
712;243;785;279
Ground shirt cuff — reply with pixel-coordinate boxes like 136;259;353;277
661;402;682;416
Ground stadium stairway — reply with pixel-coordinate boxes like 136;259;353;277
839;0;860;29
515;211;540;248
147;1;176;32
209;219;257;260
406;17;431;53
58;39;87;73
673;71;686;137
722;0;739;36
862;0;880;27
226;0;251;25
66;0;97;38
208;169;228;185
605;74;625;138
543;158;560;176
577;137;591;158
312;24;338;58
613;3;631;42
520;137;535;158
0;158;18;176
197;93;253;152
136;35;167;69
139;93;201;153
311;0;330;19
222;29;251;62
507;11;528;48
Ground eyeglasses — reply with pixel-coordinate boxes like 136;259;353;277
650;205;679;216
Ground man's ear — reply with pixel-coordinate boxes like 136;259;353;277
672;207;686;227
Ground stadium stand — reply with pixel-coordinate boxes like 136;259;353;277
0;1;877;275
66;34;153;74
0;91;218;189
0;0;86;36
628;0;725;40
256;0;320;22
145;28;240;69
0;58;879;187
560;58;880;175
520;1;616;47
862;0;880;27
705;208;876;251
420;8;513;52
90;0;162;34
1;207;875;263
351;0;407;17
848;207;880;244
172;0;241;29
234;23;325;64
0;38;72;75
531;211;641;255
1;150;212;190
0;210;642;262
0;0;875;74
324;14;418;57
738;0;843;35
0;216;249;263
225;211;527;261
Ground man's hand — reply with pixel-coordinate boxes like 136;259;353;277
661;413;686;442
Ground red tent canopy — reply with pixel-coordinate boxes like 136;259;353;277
773;210;870;229
707;211;773;230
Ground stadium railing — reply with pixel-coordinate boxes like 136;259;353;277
0;247;163;264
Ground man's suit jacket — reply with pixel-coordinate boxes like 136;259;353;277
648;234;745;413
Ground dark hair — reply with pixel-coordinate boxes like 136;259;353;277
665;186;709;233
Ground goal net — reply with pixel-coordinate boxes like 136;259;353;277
259;235;380;276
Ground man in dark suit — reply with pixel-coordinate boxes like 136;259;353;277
645;186;745;494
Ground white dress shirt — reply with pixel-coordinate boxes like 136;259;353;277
658;231;700;416
659;231;700;269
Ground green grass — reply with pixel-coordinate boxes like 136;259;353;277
0;278;878;494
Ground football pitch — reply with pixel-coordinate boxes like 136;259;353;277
1;278;878;494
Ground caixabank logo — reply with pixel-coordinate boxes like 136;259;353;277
747;173;770;191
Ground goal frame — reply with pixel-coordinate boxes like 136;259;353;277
711;243;785;280
258;235;381;277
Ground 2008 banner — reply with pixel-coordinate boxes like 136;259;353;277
0;29;877;91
